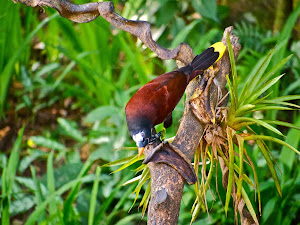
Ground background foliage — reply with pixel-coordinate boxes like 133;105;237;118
0;0;299;224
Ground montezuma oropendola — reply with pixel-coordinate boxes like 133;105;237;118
125;42;226;159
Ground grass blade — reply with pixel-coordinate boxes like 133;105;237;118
255;99;300;109
47;151;57;223
88;166;101;225
225;128;235;215
257;54;293;90
246;48;275;97
1;126;24;225
245;74;284;104
236;135;244;200
244;135;300;155
262;120;300;131
227;33;238;108
234;117;284;136
0;13;58;116
279;116;300;172
101;155;141;168
242;188;259;225
25;176;93;225
111;155;143;173
30;166;45;223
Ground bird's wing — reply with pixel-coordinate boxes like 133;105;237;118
140;72;187;124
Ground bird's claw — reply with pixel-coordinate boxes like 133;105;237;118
149;131;162;144
143;141;196;185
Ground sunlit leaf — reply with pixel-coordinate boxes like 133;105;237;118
245;75;284;104
234;117;284;136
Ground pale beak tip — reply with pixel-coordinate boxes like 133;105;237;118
138;147;145;157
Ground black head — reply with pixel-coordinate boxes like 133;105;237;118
132;128;152;148
126;117;152;157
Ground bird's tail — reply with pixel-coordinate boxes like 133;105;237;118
189;42;226;82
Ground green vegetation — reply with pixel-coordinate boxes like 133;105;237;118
0;0;299;224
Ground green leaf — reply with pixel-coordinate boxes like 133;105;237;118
268;95;300;102
234;117;284;136
279;117;300;172
252;106;294;111
30;166;45;223
242;188;259;225
191;0;220;23
236;135;244;200
245;74;284;104
238;52;271;106
84;105;121;123
139;181;151;207
130;168;150;211
0;13;58;116
47;151;57;221
262;120;300;131
244;135;300;155
257;54;293;90
63;159;93;224
227;33;238;109
235;104;255;117
226;75;237;120
225;128;235;215
217;146;255;188
19;149;47;173
29;136;67;152
101;155;142;168
246;137;281;197
88;166;101;225
243;148;261;214
262;197;277;223
171;20;200;49
112;155;143;173
57;118;86;142
246;48;275;97
122;175;142;186
1;126;24;225
25;176;91;225
255;99;300;109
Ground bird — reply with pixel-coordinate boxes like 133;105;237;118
125;42;226;158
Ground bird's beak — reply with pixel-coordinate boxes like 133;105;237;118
138;147;145;157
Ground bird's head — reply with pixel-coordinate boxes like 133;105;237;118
132;129;151;157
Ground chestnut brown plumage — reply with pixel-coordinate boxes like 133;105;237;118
125;43;225;156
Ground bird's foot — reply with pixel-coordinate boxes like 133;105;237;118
143;141;196;185
149;131;162;144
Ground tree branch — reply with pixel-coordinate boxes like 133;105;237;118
12;0;194;64
145;27;242;225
